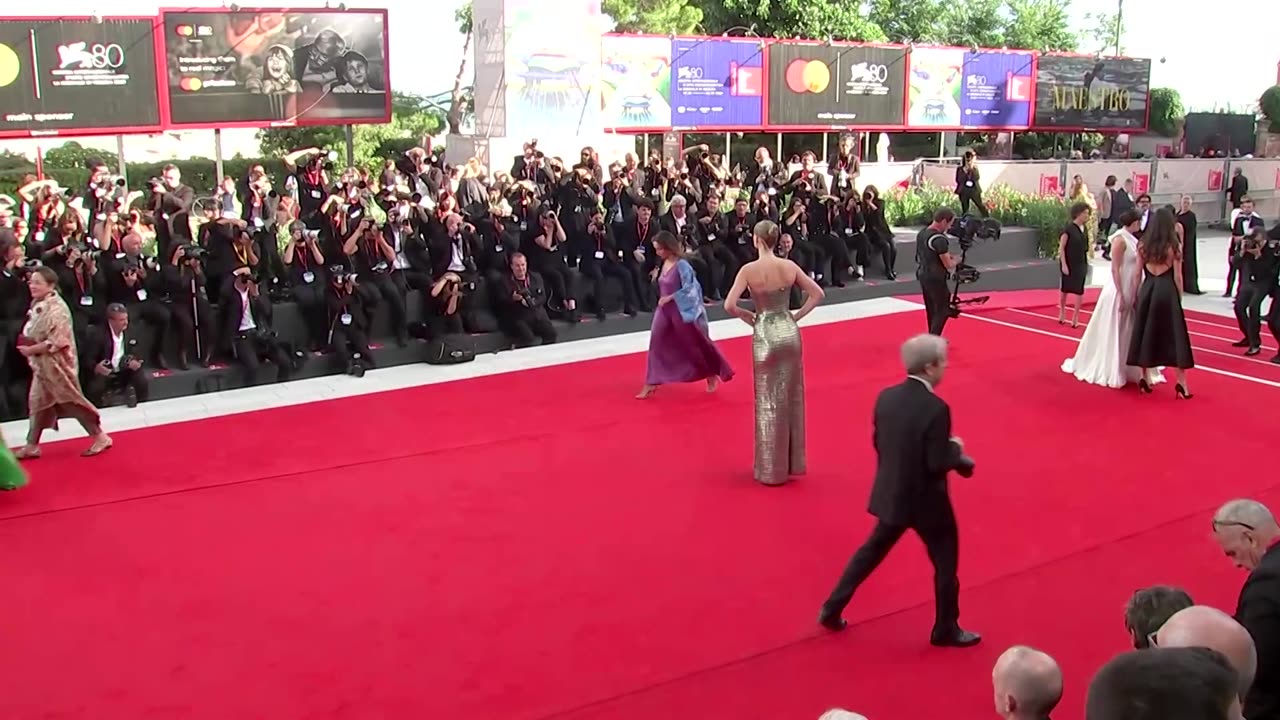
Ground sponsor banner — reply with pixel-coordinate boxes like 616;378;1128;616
161;10;390;127
1033;55;1151;130
670;37;764;128
600;34;671;129
0;18;162;137
766;42;906;127
906;47;1033;128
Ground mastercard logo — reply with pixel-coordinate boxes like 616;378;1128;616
785;59;830;94
179;77;204;91
176;25;195;37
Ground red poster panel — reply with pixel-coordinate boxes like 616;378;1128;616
1131;172;1150;195
1039;174;1061;196
1207;168;1223;192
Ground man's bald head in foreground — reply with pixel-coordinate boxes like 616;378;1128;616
1156;606;1256;702
993;646;1063;719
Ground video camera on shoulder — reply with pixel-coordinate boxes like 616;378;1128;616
947;215;1002;249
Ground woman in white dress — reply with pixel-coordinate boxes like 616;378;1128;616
1061;208;1164;389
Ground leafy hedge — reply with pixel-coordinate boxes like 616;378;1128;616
0;157;300;201
883;181;1069;257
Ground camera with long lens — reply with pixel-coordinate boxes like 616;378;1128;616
329;265;356;285
16;257;42;278
180;244;207;262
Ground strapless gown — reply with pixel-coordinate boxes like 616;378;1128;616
752;288;806;486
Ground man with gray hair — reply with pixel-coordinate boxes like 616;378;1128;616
992;646;1063;720
818;334;978;647
1155;606;1256;720
1211;499;1280;720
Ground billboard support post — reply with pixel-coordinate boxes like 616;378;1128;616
345;125;355;167
116;135;127;184
213;129;224;181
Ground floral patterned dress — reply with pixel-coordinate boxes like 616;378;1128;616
21;294;100;434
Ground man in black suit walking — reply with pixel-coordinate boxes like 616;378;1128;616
818;333;980;647
1211;499;1280;720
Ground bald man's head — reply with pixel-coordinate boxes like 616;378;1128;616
1156;606;1256;701
993;646;1063;719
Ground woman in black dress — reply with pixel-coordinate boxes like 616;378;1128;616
1175;195;1202;294
1058;201;1090;327
1128;207;1195;398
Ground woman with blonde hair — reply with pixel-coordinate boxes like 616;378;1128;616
1068;174;1098;250
637;231;733;399
724;220;824;485
14;266;112;459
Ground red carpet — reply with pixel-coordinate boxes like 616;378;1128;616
2;306;1277;720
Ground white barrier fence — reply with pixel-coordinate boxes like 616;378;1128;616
918;158;1280;223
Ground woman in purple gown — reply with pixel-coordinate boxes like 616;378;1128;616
637;231;734;399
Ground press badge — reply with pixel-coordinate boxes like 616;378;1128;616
310;190;322;199
594;250;605;259
844;228;854;236
136;289;148;301
79;296;93;306
302;272;315;284
340;313;353;326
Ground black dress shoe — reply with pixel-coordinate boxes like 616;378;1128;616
1232;338;1251;347
818;613;848;632
930;628;981;647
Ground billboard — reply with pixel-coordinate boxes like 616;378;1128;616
600;34;671;130
766;42;906;128
670;37;764;128
504;0;602;137
906;47;1034;129
1033;55;1151;131
0;17;162;138
160;9;391;128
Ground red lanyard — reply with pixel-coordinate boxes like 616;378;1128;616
596;230;605;250
365;236;380;263
637;220;649;241
296;245;309;271
517;275;529;290
74;269;87;295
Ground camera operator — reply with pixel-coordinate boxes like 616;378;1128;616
522;207;579;322
1232;227;1279;356
474;199;522;287
638;152;671;205
33;210;89;270
1227;196;1264;298
660;195;715;302
774;233;814;309
556;166;599;266
917;208;958;336
814;195;854;287
82;159;123;227
782;196;827;284
384;199;432;297
426;212;483;333
0;234;31;416
283;221;328;351
198;200;250;292
579;206;639;320
105;230;171;370
744;147;785;200
85;303;149;408
21;179;67;243
499;252;557;347
342;212;406;344
682;144;725;201
220;267;292;385
863;186;898;280
725;195;760;269
827;134;861;195
695;193;736;300
954;151;988;218
603;162;643;227
58;244;106;364
665;161;704;208
325;267;373;376
147;164;194;261
833;193;869;281
284;147;333;221
617;200;658;310
511;141;554;196
782;151;829;199
573;146;605;186
163;244;214;368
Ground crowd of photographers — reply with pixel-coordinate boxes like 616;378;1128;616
0;135;893;414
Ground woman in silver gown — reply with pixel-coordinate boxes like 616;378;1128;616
724;220;825;485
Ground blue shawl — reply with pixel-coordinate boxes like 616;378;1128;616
673;258;705;324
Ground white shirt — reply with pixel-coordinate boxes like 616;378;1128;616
390;226;410;270
908;374;934;392
448;236;466;272
110;329;126;371
237;287;256;332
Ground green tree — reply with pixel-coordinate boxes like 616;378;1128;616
449;3;475;134
1147;88;1184;137
866;0;946;44
1259;85;1280;133
42;141;118;169
256;92;443;168
1081;10;1124;55
699;0;886;42
936;0;1006;50
1001;0;1077;52
604;0;703;34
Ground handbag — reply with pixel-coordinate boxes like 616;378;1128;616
425;334;476;365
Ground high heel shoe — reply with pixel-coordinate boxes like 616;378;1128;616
1176;384;1193;400
1138;379;1152;394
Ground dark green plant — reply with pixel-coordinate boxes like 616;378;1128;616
1260;86;1280;133
1148;88;1185;137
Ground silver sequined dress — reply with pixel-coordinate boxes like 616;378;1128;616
752;288;806;485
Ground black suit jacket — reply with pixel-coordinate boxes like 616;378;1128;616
868;378;964;526
91;327;142;369
1237;542;1280;720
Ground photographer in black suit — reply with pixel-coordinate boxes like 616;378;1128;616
499;252;557;347
1231;227;1279;357
325;266;373;377
917;208;958;336
220;268;292;385
85;303;150;408
819;333;979;648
